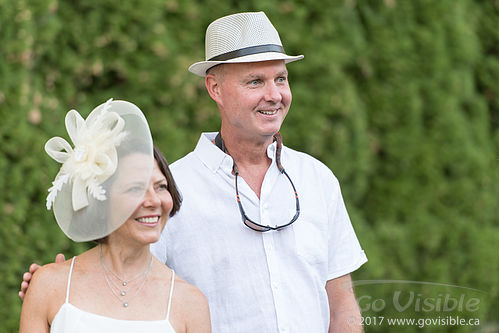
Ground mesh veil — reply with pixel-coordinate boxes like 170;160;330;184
46;100;153;242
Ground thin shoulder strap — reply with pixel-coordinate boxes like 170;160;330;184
65;256;77;303
166;269;175;321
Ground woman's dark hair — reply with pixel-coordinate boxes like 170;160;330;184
153;146;182;217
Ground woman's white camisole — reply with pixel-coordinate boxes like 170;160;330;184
50;256;176;333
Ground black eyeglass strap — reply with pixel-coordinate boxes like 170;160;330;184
214;132;224;151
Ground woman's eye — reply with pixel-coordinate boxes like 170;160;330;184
126;186;144;193
157;184;168;191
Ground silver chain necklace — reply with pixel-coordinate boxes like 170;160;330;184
99;244;153;307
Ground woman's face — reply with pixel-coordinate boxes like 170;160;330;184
108;155;173;245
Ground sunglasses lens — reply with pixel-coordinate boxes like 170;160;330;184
244;219;271;232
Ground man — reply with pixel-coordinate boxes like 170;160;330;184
152;12;367;332
21;12;367;332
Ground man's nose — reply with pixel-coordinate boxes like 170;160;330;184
264;82;282;103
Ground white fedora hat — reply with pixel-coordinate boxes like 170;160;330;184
188;12;304;77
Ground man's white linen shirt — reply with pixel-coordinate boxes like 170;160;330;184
151;132;367;333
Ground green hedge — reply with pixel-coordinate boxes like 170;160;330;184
1;0;498;332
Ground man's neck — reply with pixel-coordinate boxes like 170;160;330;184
220;130;273;168
219;130;275;198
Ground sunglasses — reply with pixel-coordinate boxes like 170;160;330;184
215;132;300;232
234;167;300;232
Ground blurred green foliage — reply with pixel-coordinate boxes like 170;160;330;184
1;0;498;332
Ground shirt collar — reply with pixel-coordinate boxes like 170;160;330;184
266;140;277;160
194;132;228;173
194;132;279;173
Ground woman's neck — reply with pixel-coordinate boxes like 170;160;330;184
98;241;152;280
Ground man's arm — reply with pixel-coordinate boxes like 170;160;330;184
18;254;65;301
326;273;363;333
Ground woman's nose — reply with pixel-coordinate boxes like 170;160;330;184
142;187;160;207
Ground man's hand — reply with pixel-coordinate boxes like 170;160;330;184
18;253;65;301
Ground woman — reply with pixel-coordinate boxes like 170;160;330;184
19;99;210;332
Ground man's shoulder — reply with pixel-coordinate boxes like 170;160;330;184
170;132;215;171
284;146;335;175
171;151;197;169
284;145;319;161
170;152;199;179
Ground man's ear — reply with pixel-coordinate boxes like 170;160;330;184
205;74;222;105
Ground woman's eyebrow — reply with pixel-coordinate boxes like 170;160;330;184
153;178;167;185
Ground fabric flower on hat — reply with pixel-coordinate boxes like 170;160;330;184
45;98;128;211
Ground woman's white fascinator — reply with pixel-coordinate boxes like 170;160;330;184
45;99;153;241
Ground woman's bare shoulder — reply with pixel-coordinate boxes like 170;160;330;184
172;274;211;331
21;258;74;327
174;275;208;304
31;260;72;288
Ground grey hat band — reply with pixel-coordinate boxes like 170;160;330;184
208;44;284;61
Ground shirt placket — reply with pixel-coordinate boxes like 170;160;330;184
261;175;289;333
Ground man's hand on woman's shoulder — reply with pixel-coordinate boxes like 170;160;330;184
19;253;66;301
